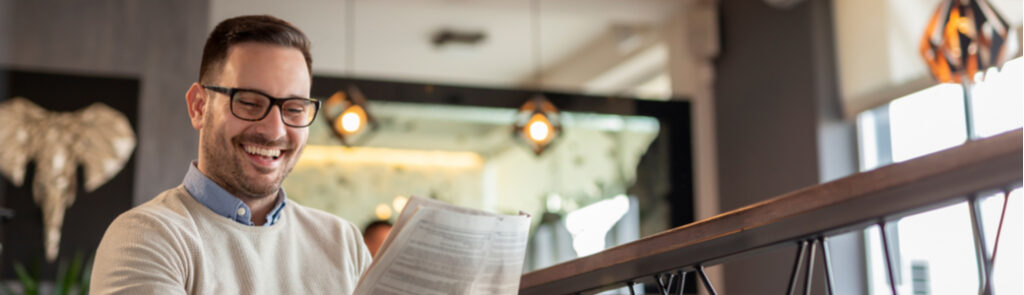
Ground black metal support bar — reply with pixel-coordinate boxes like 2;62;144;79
654;272;675;295
819;236;835;295
968;195;993;295
879;221;899;295
627;281;636;295
991;189;1011;262
787;240;809;295
677;270;687;295
804;239;817;295
696;264;717;295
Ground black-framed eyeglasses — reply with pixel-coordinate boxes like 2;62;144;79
202;85;321;127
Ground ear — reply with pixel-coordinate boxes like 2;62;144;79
186;83;207;130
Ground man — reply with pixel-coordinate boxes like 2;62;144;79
91;15;371;294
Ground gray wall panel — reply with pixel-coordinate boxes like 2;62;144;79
713;0;860;294
3;0;208;205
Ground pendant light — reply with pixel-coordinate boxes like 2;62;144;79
920;0;1011;84
514;0;562;155
325;0;376;146
325;84;374;146
920;0;1011;140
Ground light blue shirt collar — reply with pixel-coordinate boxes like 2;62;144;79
183;161;286;226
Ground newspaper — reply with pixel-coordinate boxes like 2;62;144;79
353;196;532;295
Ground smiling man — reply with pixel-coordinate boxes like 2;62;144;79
91;15;371;294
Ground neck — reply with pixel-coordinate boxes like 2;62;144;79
195;162;280;226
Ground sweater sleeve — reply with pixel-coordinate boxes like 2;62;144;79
352;221;374;277
356;227;373;275
90;209;190;295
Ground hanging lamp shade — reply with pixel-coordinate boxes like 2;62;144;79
514;95;561;155
323;85;376;146
920;0;1011;84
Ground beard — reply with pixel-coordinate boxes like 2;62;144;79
199;117;297;200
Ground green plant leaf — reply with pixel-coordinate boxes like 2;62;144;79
79;252;95;295
12;261;38;295
62;251;85;295
55;257;70;295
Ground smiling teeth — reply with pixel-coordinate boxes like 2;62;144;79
244;145;281;158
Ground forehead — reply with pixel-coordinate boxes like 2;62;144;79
218;42;311;97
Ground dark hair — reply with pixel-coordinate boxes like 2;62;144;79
199;15;312;83
363;220;393;238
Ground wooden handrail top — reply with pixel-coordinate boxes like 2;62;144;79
520;129;1022;294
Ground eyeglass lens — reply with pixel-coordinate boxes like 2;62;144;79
232;91;317;126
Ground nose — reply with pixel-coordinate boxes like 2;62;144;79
254;105;288;141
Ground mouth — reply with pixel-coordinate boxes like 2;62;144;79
243;144;283;159
240;144;286;169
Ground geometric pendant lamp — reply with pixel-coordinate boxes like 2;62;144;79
323;85;375;146
920;0;1011;84
514;94;561;155
515;0;562;156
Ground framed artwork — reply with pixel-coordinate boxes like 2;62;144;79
0;69;138;280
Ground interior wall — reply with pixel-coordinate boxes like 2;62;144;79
713;1;818;292
713;0;858;294
0;0;8;212
0;0;9;75
0;0;209;205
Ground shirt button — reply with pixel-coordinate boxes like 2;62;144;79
237;207;247;216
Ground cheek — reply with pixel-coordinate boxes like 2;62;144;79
204;101;230;133
223;121;245;140
208;116;245;148
290;129;309;147
201;108;221;138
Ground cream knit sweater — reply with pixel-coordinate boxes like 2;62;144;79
90;186;372;294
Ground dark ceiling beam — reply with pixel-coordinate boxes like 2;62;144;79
312;75;689;117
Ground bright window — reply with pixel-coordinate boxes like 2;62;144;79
857;58;1023;295
887;83;966;162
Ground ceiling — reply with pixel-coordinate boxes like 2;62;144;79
211;0;1024;95
210;0;685;89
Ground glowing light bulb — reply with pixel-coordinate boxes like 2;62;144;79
526;113;551;142
336;105;367;135
529;121;549;141
341;112;362;132
393;196;408;213
375;203;392;220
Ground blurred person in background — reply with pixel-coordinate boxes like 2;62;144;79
363;220;393;257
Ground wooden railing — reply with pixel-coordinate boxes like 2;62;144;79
520;129;1022;295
